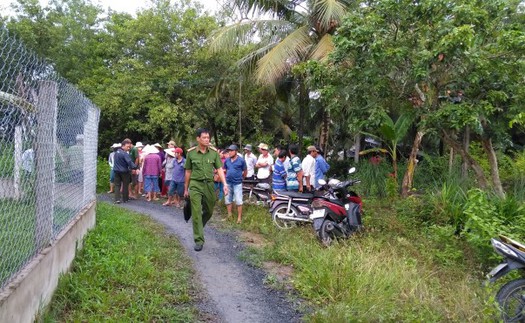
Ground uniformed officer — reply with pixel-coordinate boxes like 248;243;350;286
184;128;228;251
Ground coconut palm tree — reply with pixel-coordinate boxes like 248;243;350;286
210;0;352;153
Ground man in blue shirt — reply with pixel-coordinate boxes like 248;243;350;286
272;150;288;191
223;145;247;223
315;147;330;188
286;144;304;192
113;138;138;203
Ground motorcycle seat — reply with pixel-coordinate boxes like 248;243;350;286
500;235;525;252
275;191;314;199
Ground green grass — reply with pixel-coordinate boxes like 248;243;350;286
0;141;15;178
42;202;198;322
0;199;36;287
216;201;499;322
0;198;82;288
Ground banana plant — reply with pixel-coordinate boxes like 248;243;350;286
360;113;414;180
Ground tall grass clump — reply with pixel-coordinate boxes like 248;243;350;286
353;160;391;198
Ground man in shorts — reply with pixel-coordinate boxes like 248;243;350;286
170;147;186;207
223;145;247;223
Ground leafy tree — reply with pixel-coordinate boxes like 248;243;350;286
329;0;525;197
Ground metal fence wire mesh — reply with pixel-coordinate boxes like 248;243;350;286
0;27;100;289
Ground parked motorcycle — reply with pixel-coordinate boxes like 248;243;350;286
242;178;272;207
487;235;525;322
309;167;363;246
269;188;316;229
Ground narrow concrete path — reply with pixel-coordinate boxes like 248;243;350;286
98;194;301;323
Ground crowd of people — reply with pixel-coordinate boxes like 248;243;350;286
107;129;330;252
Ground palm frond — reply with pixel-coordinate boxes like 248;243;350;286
209;19;294;53
236;42;277;76
311;0;348;33
256;25;313;85
232;0;303;19
309;33;334;61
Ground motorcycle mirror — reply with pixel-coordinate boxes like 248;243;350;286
348;167;356;174
318;179;327;186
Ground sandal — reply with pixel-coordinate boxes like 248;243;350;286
162;202;170;206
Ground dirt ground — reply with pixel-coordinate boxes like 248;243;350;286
99;194;302;323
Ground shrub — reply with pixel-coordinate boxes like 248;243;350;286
96;158;110;193
462;189;525;265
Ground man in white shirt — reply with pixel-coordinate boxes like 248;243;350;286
256;143;274;183
243;144;258;180
302;146;317;192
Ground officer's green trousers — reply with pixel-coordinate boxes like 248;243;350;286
189;180;216;245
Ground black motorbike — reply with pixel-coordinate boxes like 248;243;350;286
309;167;362;246
242;178;272;207
487;235;525;322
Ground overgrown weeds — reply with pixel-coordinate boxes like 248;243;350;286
217;201;499;321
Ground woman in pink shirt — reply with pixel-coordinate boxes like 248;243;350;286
142;145;162;201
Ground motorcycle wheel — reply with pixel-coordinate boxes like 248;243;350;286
271;204;299;229
242;191;259;205
496;278;525;322
319;220;336;247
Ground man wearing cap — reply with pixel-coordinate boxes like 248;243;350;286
223;145;247;223
256;143;273;184
243;144;257;180
184;128;228;251
302;146;318;192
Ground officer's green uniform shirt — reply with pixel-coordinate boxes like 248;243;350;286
184;145;222;246
184;146;222;179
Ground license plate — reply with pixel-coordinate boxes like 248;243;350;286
310;209;325;219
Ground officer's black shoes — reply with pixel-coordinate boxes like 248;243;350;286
194;244;203;252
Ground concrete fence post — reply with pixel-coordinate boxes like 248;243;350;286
83;106;97;205
35;80;58;250
13;126;22;199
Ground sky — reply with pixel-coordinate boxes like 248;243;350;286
0;0;221;16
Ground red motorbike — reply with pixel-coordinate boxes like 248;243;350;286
309;167;363;246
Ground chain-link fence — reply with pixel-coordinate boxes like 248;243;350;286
0;27;100;289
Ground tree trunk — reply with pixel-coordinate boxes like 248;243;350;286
481;137;505;198
354;133;361;164
401;130;425;197
318;107;330;155
441;130;488;189
297;77;308;158
462;126;470;179
448;148;454;174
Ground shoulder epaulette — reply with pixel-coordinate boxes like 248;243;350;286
208;146;217;152
187;146;197;152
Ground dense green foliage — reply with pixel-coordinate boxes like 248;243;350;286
43;202;198;321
